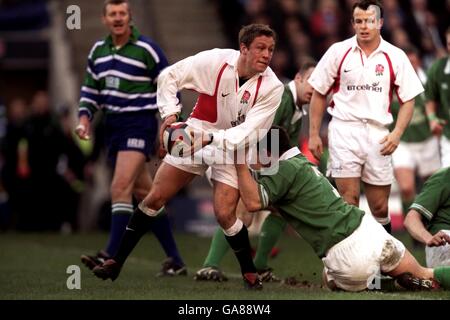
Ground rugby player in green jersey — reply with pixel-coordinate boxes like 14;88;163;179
235;126;450;291
404;167;450;268
195;61;316;283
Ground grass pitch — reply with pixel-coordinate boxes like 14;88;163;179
0;231;449;300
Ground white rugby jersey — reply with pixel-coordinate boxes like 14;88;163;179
157;48;284;150
308;36;424;126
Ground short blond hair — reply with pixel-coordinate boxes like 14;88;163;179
103;0;130;16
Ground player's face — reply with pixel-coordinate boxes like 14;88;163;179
352;7;383;45
241;35;275;75
295;67;315;105
102;3;131;38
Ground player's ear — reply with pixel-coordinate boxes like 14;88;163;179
240;43;248;54
377;18;383;30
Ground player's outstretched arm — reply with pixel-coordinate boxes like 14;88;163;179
404;209;434;245
235;163;263;212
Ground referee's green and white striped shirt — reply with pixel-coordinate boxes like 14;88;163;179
78;26;168;120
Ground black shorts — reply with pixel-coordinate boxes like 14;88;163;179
105;110;158;167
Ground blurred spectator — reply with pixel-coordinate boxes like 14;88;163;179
0;97;31;230
425;26;450;168
56;106;88;233
2;90;83;231
216;0;449;81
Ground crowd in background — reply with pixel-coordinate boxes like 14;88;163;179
217;0;449;80
0;0;449;232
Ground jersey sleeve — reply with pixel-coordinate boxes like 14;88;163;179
79;45;101;120
157;49;222;119
257;161;296;207
410;168;450;221
307;43;340;95
212;80;284;150
145;40;169;85
395;50;424;103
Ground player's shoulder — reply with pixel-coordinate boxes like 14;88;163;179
195;48;237;59
381;40;414;68
136;35;162;50
327;37;354;55
262;67;284;90
382;40;407;57
88;40;106;59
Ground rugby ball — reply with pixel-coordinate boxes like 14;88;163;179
162;122;194;157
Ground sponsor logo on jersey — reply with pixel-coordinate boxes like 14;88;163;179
347;82;382;92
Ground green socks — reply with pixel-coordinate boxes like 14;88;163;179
434;266;450;289
203;214;287;270
203;227;230;268
254;214;286;270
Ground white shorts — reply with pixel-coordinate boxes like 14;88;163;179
440;136;450;168
392;136;441;177
322;213;405;292
327;118;393;185
425;230;450;268
164;144;238;189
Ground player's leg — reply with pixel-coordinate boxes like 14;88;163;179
253;212;285;282
327;119;363;207
107;151;146;255
81;150;145;270
386;249;450;290
334;177;361;206
394;168;415;215
392;142;416;216
195;227;231;282
93;162;196;280
213;180;262;289
364;183;391;233
133;167;186;277
196;199;254;282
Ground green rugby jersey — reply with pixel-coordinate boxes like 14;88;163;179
257;148;364;257
425;57;450;139
272;82;303;147
390;74;431;142
410;167;450;235
79;26;168;120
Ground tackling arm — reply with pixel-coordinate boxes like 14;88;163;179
235;164;264;212
404;210;450;247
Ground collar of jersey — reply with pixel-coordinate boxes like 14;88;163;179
350;34;388;56
226;50;267;79
279;147;301;161
104;25;140;46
